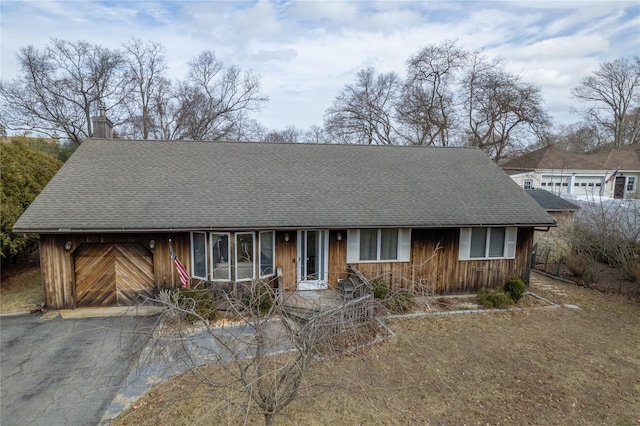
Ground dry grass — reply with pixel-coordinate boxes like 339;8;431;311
114;274;640;425
0;264;42;314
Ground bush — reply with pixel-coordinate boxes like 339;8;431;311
177;288;217;322
1;138;62;261
385;290;415;314
565;253;598;284
371;279;389;300
503;277;526;302
246;281;274;314
622;260;640;283
370;279;415;313
477;288;514;308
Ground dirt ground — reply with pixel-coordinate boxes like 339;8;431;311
536;259;640;299
113;272;640;426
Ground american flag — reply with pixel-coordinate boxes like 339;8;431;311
169;240;190;288
606;169;618;184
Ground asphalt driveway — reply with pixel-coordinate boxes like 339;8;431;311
1;314;153;426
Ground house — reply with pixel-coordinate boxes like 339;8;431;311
501;144;640;199
14;122;555;309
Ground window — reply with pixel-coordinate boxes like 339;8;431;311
523;179;533;190
359;229;378;261
259;231;275;277
459;227;517;260
235;232;255;281
627;177;636;192
210;233;230;281
346;229;411;263
191;232;208;279
190;232;258;281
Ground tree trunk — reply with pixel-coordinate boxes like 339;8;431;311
264;413;275;426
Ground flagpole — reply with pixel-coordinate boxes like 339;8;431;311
169;238;175;287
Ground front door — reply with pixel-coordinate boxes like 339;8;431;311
614;176;626;199
297;230;329;289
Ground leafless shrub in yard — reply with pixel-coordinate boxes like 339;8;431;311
144;280;385;426
558;196;640;285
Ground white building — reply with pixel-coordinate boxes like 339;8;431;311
501;145;640;200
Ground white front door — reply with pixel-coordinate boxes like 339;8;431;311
297;230;329;289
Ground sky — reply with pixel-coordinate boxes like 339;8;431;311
1;1;639;132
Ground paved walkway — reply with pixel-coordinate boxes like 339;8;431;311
100;316;296;424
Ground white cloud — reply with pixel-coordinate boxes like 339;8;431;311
288;1;359;23
1;0;638;132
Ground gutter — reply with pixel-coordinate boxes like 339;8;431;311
15;222;558;234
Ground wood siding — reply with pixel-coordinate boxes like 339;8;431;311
40;233;190;309
275;231;297;291
349;228;534;294
40;228;535;309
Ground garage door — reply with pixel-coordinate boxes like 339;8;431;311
74;243;155;307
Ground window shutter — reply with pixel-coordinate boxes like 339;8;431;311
505;227;517;259
398;228;411;261
459;228;471;260
346;229;359;263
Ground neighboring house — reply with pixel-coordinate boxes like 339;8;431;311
501;144;640;200
525;189;579;256
14;121;554;309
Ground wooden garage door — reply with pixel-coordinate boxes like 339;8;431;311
74;243;154;307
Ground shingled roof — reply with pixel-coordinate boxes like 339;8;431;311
501;144;640;174
501;145;604;173
525;189;579;212
14;139;554;232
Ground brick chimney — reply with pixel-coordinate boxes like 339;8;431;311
91;106;113;139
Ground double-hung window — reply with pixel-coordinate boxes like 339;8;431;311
626;176;636;192
259;231;275;277
459;227;517;260
346;229;411;263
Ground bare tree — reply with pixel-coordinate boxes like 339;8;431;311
0;39;128;145
536;122;601;153
170;51;269;141
397;40;467;146
572;56;640;148
324;67;401;145
462;53;550;161
121;39;170;139
145;280;382;426
302;124;329;144
1;41;269;143
263;125;302;143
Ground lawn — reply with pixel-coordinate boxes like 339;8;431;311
0;264;43;314
113;274;640;425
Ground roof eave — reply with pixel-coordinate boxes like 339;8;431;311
15;222;557;234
